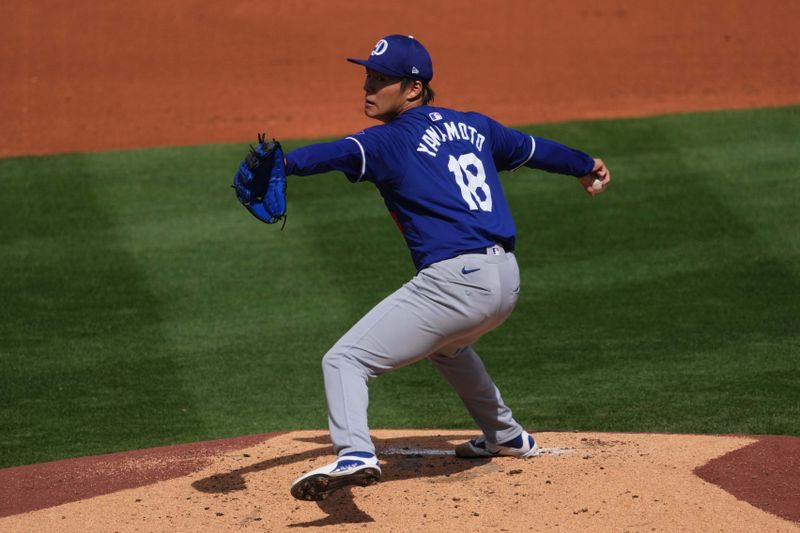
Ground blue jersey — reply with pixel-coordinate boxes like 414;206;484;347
285;105;594;270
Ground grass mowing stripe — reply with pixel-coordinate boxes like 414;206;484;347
0;153;207;467
0;106;798;467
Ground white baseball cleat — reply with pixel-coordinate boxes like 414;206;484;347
455;430;539;458
290;452;381;501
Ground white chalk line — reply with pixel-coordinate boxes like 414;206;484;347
381;447;575;456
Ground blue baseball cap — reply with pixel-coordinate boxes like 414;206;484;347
347;34;433;83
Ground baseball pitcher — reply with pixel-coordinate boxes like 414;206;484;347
232;34;611;501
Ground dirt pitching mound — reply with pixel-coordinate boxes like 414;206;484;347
1;430;798;531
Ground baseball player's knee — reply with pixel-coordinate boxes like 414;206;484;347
322;348;369;377
321;350;342;372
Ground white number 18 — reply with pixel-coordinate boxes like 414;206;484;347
448;153;492;212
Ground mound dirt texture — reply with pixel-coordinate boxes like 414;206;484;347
2;0;799;157
1;430;799;531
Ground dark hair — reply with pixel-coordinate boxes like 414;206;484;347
401;77;436;105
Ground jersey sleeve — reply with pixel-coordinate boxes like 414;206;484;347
481;114;536;172
483;115;595;177
527;137;595;177
284;128;390;184
284;138;365;182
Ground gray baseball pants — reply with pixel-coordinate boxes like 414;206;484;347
322;244;525;456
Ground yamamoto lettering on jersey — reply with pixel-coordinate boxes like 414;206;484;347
416;120;486;157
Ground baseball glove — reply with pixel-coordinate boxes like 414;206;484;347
232;133;287;226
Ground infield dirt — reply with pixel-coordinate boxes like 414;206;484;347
2;0;799;157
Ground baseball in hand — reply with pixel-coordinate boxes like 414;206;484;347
592;178;603;191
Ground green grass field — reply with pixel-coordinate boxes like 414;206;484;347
1;107;798;468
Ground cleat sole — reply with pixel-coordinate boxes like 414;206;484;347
290;467;381;501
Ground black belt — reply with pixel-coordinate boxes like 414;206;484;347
463;244;506;255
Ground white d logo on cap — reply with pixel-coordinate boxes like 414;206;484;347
371;39;388;56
